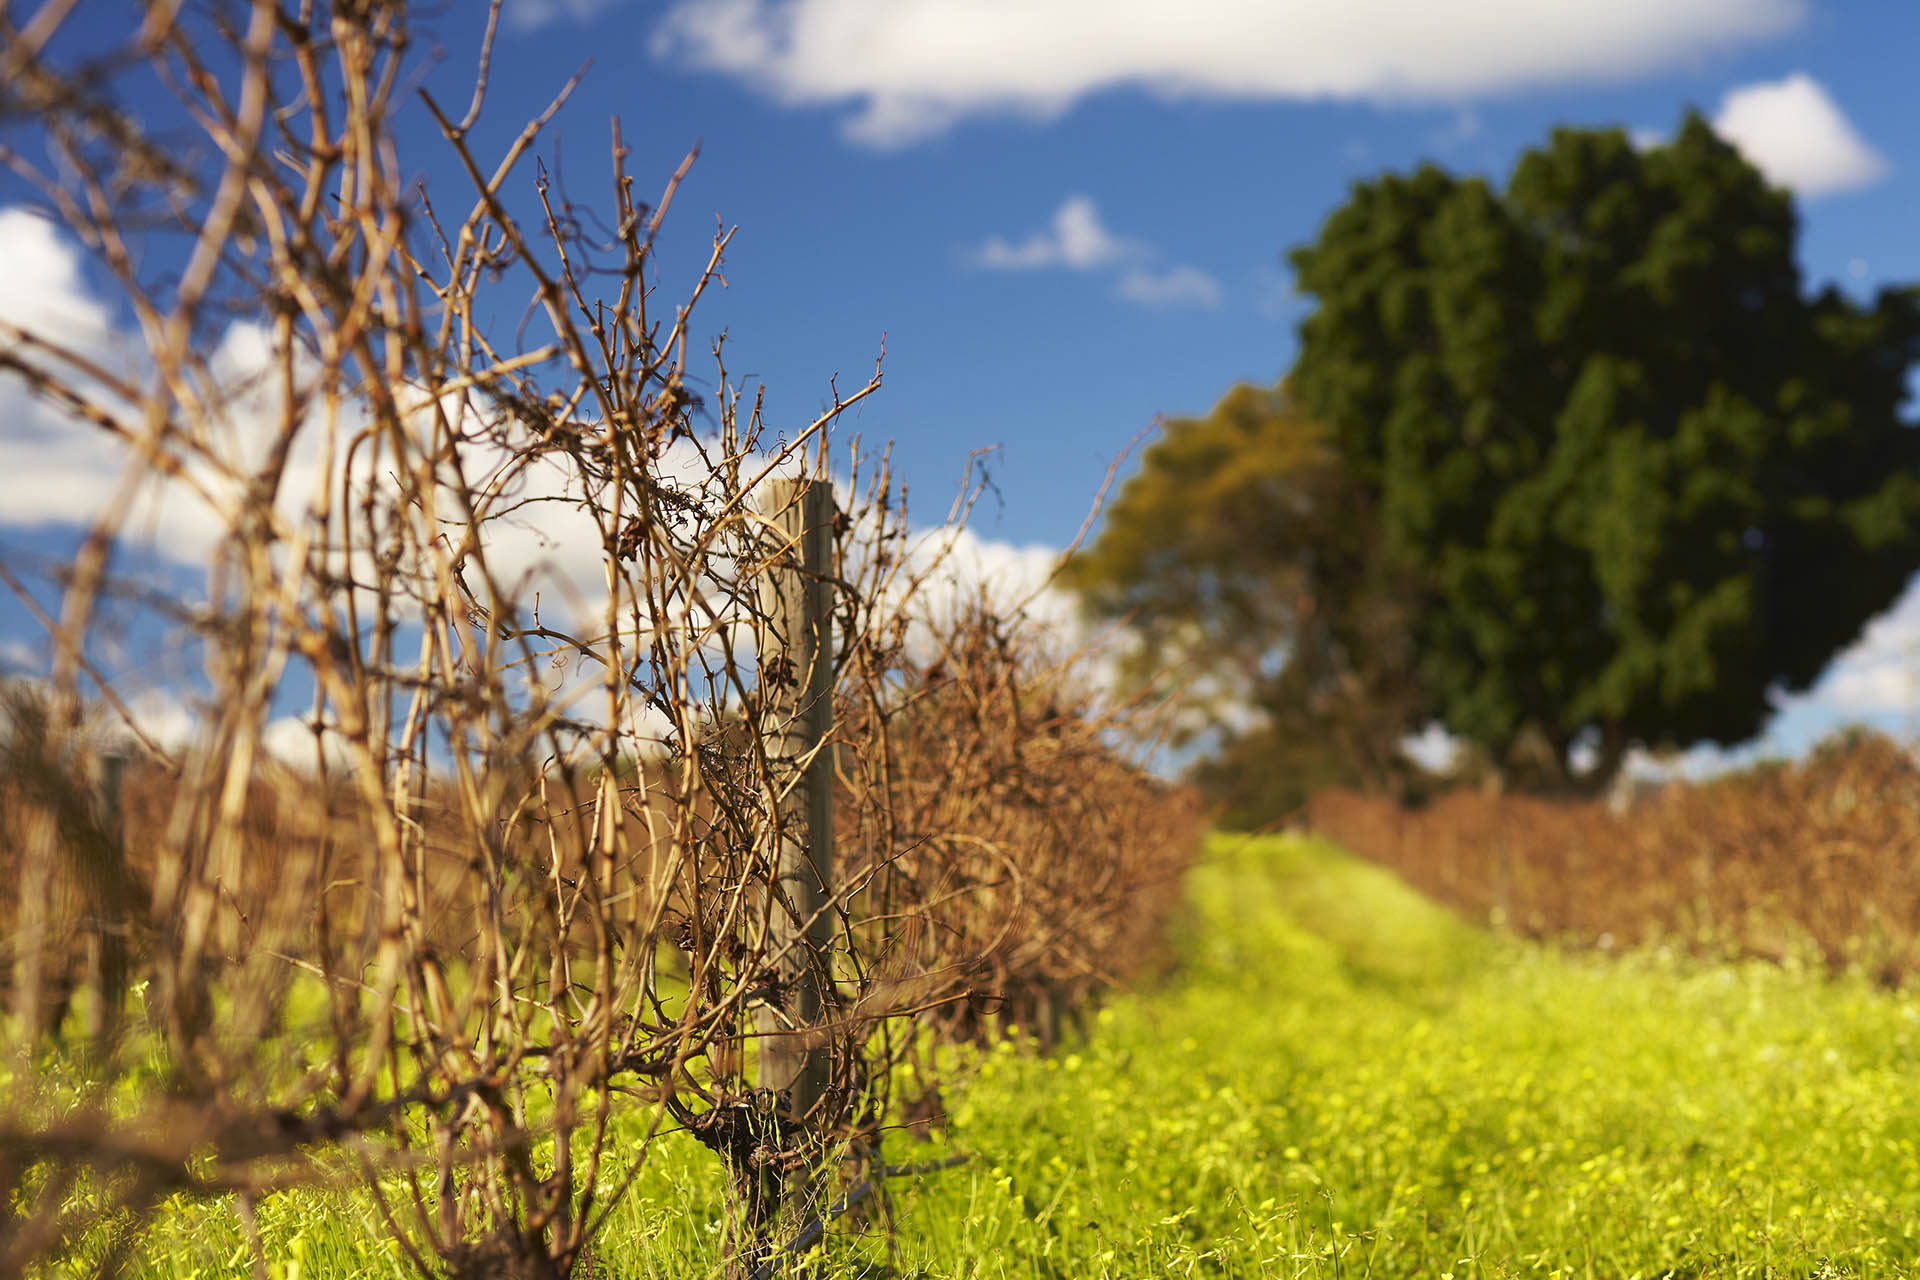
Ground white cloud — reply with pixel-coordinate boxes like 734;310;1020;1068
1802;580;1920;715
894;525;1077;653
0;208;726;636
0;638;38;675
1819;661;1912;712
0;209;114;354
885;523;1157;715
1115;264;1223;309
0;205;1128;761
508;0;624;29
1401;721;1461;773
1712;72;1887;198
123;688;201;753
653;0;1804;147
260;713;362;771
0;212;154;538
976;195;1218;310
0;248;134;531
976;195;1141;271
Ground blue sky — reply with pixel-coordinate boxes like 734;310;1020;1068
3;0;1920;767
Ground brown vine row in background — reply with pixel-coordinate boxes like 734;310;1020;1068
1310;728;1920;984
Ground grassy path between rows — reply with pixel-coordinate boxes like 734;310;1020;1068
130;835;1920;1278
851;834;1920;1278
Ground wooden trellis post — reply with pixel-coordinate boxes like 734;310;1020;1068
86;749;129;1049
757;477;835;1120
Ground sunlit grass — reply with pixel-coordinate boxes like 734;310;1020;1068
75;833;1920;1277
853;834;1920;1278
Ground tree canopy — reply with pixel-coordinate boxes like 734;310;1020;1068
1074;113;1920;808
1061;382;1430;819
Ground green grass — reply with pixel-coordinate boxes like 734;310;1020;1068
841;834;1920;1278
75;834;1920;1276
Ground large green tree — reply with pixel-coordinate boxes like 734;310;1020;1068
1072;115;1920;814
1285;113;1920;786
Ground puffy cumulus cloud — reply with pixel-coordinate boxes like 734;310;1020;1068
0;213;325;555
1817;655;1915;714
122;688;202;753
887;523;1155;711
1115;264;1223;309
975;195;1219;309
0;210;144;535
976;195;1142;271
653;0;1803;147
899;525;1073;640
1712;73;1887;198
0;395;157;536
260;713;364;771
0;206;818;646
0;209;114;353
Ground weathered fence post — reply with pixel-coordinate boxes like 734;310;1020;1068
757;477;835;1121
85;749;129;1049
11;798;57;1044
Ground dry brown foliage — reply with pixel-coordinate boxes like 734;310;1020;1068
0;3;1200;1277
1309;729;1920;983
842;609;1206;1054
